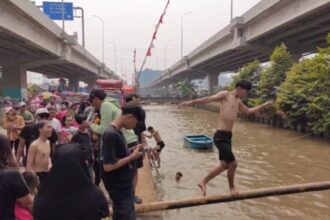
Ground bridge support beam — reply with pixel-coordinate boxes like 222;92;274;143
1;65;27;101
207;73;219;94
85;79;96;90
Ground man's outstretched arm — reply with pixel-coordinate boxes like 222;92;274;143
179;91;228;108
239;100;274;115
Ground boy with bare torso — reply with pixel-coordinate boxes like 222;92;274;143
26;121;53;182
179;80;273;196
145;126;165;168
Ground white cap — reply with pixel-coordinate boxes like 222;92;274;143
35;108;49;116
4;107;14;114
18;102;26;107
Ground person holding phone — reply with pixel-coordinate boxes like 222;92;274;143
101;104;145;220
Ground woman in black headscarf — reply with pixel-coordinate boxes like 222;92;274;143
0;134;33;220
33;143;109;220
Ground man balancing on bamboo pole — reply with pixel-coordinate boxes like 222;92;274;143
179;80;274;196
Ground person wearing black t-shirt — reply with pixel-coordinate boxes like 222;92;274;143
16;108;58;165
0;134;33;220
71;114;94;178
125;94;147;204
102;104;145;220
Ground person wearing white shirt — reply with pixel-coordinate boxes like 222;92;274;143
47;106;61;136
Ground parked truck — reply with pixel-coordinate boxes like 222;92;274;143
95;79;135;106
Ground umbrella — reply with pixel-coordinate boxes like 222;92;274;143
60;91;76;97
37;91;59;100
76;92;89;97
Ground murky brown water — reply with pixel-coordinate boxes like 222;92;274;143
144;105;330;220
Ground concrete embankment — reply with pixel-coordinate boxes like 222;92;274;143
135;159;162;220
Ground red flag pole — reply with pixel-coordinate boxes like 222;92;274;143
136;0;171;90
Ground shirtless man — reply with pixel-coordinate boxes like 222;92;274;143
26;121;53;182
179;80;273;196
145;126;165;168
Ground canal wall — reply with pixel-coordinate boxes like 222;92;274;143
193;103;330;139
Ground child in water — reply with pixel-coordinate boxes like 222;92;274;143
144;126;165;168
175;172;183;182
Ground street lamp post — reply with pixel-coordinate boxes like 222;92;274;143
61;0;65;31
181;12;192;60
231;0;234;21
108;42;117;73
93;15;105;64
164;40;172;69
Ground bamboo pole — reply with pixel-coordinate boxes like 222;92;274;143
121;181;330;214
150;158;159;175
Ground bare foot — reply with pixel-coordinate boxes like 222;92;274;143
230;187;239;196
198;183;207;196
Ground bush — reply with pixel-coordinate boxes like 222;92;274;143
277;34;330;134
230;59;262;106
257;43;293;101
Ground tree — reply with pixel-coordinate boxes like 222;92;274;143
175;78;197;99
257;43;293;102
277;34;330;134
230;59;262;106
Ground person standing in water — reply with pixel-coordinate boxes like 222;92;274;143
179;80;274;196
144;126;165;168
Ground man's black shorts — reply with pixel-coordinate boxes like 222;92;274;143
213;130;235;163
156;141;165;153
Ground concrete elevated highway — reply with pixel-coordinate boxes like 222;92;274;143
146;0;330;93
0;0;119;99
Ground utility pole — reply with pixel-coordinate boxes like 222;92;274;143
93;15;105;63
231;0;234;21
61;0;65;31
181;12;192;60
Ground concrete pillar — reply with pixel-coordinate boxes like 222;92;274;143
85;79;96;90
168;83;173;95
2;65;27;101
291;53;301;63
68;77;79;92
164;85;169;94
207;73;219;94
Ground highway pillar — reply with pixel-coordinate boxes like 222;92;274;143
68;77;79;92
86;79;96;90
207;73;219;94
291;54;301;63
1;65;28;101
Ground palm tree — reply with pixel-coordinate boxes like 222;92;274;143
175;78;197;99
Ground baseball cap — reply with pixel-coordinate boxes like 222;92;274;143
89;89;106;102
35;108;49;116
4;107;14;114
18;102;26;108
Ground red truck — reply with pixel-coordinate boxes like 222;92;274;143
96;79;135;106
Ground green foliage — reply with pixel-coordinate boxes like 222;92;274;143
230;59;262;106
258;43;293;102
175;78;197;98
27;84;42;99
277;39;330;134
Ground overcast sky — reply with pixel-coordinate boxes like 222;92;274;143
33;0;261;83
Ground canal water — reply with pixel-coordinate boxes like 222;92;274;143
144;105;330;220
